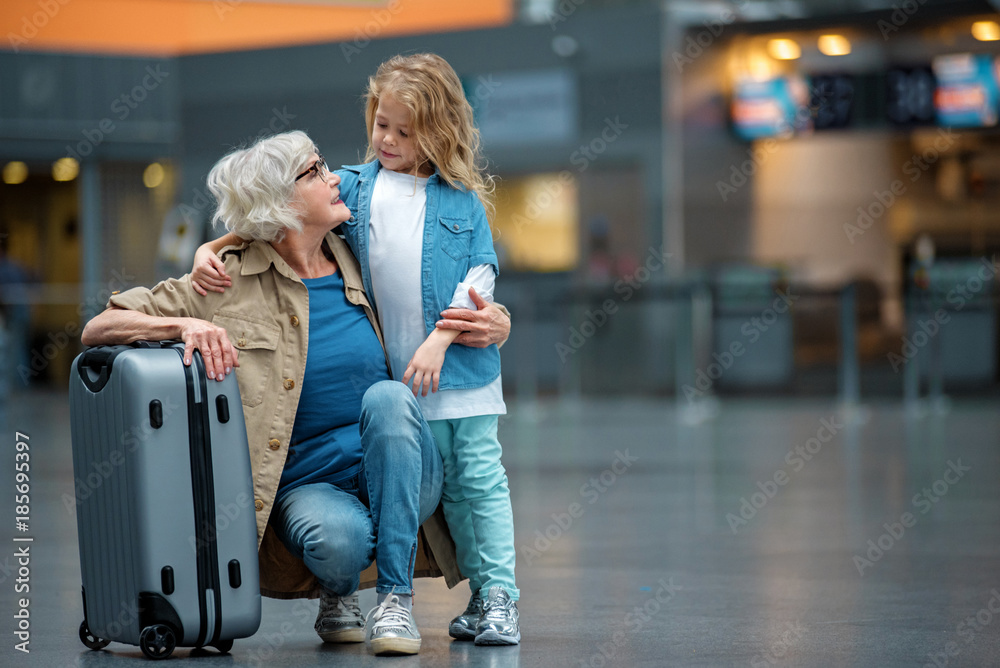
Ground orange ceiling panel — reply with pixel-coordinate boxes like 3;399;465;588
1;0;513;56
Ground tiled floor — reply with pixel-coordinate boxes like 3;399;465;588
2;390;999;666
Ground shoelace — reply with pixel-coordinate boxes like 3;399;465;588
481;593;511;622
369;595;412;633
319;593;361;623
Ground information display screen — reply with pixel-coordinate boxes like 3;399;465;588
730;53;1000;139
731;76;811;140
810;74;855;130
933;53;999;128
886;66;936;126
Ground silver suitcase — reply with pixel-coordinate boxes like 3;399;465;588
69;341;261;659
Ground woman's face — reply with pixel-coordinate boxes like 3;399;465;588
293;152;351;229
372;94;431;176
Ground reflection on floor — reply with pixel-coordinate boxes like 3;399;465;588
2;390;999;667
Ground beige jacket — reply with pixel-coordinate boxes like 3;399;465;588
108;233;460;599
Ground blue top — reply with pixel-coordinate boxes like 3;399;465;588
336;160;502;391
276;270;391;502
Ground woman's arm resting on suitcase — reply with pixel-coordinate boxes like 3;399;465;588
82;307;239;381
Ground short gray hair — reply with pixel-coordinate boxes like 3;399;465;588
206;130;316;242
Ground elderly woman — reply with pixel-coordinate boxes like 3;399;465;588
81;131;510;657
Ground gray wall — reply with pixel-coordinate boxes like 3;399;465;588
0;51;178;162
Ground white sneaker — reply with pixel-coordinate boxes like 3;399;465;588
364;592;421;656
315;589;364;643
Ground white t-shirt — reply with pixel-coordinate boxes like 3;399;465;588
368;168;505;421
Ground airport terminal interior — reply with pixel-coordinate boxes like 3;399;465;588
3;0;1000;665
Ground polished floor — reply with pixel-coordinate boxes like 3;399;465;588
2;389;999;667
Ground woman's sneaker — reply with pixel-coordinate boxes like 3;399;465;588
474;587;520;645
315;589;364;643
448;591;484;641
364;593;421;655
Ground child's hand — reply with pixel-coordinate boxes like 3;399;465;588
402;336;450;397
191;245;231;297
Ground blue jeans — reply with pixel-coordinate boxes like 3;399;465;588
271;381;443;595
429;415;518;601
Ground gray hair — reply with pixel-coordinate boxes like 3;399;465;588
206;130;316;242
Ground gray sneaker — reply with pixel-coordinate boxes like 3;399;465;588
448;590;484;641
315;589;364;643
364;593;421;655
474;587;520;645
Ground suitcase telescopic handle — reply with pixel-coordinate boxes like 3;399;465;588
132;339;183;349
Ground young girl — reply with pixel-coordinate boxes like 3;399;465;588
191;53;519;646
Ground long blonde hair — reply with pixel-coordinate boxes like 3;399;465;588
364;53;495;219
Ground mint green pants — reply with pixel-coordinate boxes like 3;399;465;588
429;415;519;601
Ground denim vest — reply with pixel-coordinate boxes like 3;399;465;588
336;160;501;390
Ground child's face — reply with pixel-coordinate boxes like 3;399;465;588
372;94;431;177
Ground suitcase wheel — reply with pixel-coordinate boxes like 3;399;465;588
139;624;176;660
79;620;111;650
213;638;234;654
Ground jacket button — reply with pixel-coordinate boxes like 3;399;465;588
268;438;280;450
290;315;300;327
254;499;264;511
283;378;295;390
453;224;460;231
237;337;247;348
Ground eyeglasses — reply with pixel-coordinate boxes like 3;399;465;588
295;155;328;183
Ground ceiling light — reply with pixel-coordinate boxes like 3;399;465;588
767;38;801;60
52;157;79;182
972;21;1000;42
3;162;28;185
143;162;165;189
818;34;851;56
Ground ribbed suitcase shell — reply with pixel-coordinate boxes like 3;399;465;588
70;343;261;658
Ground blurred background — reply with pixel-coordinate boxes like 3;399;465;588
5;3;1000;666
1;0;999;404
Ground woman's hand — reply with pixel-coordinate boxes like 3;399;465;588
178;319;239;381
402;328;460;396
436;287;510;348
81;308;239;382
191;244;232;296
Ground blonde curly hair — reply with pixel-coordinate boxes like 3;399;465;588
364;53;495;219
